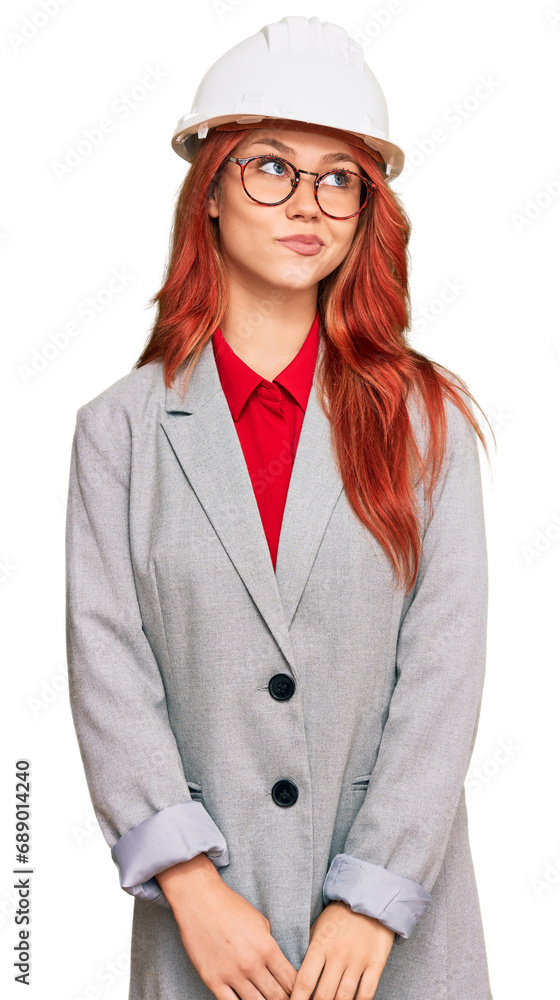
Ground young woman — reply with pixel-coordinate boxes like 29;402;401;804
65;15;494;1000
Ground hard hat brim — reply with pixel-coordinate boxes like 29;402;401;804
171;113;405;182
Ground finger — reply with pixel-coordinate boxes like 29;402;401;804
217;986;247;1000
249;966;293;1000
353;966;383;1000
267;949;298;995
310;961;346;1000
290;951;325;1000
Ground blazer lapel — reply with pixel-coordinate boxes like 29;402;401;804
274;342;345;628
159;329;344;678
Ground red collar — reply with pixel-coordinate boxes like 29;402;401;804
212;309;321;422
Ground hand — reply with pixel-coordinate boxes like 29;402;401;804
290;901;395;1000
157;857;298;1000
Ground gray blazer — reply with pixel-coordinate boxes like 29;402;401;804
65;331;493;1000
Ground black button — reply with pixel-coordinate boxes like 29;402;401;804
271;779;299;807
268;673;295;701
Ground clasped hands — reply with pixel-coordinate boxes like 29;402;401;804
159;855;395;1000
288;900;395;1000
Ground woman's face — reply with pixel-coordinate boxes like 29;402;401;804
207;127;363;295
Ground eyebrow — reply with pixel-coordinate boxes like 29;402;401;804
247;137;362;171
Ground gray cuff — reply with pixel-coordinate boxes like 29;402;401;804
322;853;431;942
111;800;230;907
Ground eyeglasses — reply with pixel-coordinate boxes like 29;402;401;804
227;155;377;220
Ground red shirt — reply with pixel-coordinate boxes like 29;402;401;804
212;310;320;570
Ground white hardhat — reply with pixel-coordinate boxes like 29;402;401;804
171;15;405;182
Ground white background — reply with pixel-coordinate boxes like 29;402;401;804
1;0;559;997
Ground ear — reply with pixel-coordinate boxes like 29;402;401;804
208;177;221;219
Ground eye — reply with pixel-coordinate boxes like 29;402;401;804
321;170;352;188
256;156;288;177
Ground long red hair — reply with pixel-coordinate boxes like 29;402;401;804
135;123;494;594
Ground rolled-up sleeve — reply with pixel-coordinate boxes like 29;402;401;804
66;401;230;905
322;391;488;943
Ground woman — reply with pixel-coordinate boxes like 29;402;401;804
65;15;494;1000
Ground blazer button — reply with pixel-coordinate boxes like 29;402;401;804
268;673;295;701
271;779;299;807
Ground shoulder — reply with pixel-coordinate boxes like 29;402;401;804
405;375;478;465
76;360;165;424
71;361;166;471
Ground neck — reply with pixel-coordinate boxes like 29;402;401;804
218;280;319;381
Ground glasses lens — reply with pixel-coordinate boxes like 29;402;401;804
316;171;368;218
243;157;369;217
243;157;295;204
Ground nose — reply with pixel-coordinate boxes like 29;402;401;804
286;171;321;216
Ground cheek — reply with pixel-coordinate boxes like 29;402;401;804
326;230;359;270
334;236;355;262
217;199;272;257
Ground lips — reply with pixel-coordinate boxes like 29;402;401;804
277;235;324;256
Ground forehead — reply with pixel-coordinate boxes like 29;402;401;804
236;128;362;169
241;127;356;153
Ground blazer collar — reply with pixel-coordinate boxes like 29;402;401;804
160;325;343;682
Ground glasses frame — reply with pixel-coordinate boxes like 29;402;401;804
227;154;378;220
